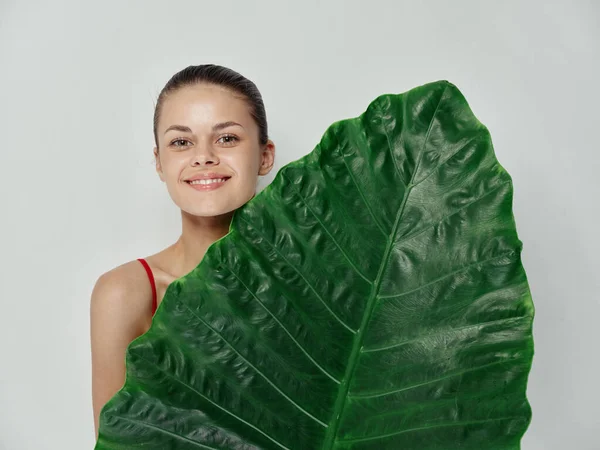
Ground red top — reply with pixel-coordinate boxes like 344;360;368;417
137;258;157;316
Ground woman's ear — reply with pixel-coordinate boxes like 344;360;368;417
154;147;165;182
258;140;276;176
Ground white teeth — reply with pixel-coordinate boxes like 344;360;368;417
189;178;228;185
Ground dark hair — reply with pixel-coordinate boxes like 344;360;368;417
153;64;269;150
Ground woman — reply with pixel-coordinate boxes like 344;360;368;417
90;64;276;437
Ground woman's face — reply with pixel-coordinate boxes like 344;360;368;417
154;83;275;218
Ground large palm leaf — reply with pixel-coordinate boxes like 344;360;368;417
96;80;535;449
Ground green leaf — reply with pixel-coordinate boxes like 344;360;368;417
96;80;535;450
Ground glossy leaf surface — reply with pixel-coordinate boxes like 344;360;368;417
96;80;535;449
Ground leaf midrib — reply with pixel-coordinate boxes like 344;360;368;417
321;84;449;449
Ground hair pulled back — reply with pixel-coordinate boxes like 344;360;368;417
153;64;269;149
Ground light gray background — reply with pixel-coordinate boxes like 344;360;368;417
1;1;598;449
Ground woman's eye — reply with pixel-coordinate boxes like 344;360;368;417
171;139;190;147
218;134;239;145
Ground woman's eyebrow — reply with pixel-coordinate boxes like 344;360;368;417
164;125;192;135
164;121;244;135
213;121;244;131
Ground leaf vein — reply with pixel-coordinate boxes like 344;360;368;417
334;133;389;238
390;179;511;253
223;264;341;385
374;97;409;188
237;214;357;334
379;251;517;300
127;350;291;450
181;301;329;428
106;415;221;449
337;416;523;443
361;314;532;353
280;170;374;284
413;131;484;187
348;357;527;399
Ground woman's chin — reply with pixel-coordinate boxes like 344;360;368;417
179;202;238;219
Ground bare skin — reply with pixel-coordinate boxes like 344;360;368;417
90;82;276;438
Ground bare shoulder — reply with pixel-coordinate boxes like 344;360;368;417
90;259;153;332
90;259;155;436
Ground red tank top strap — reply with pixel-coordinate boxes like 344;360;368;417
137;258;157;316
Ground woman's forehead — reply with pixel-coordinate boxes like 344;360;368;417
160;84;252;128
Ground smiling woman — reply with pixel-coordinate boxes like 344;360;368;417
89;64;276;439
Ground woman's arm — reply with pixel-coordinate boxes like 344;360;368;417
90;265;150;438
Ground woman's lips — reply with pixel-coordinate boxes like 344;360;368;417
185;178;230;191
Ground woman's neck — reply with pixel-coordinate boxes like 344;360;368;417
171;209;235;278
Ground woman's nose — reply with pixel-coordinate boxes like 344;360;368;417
191;143;218;164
